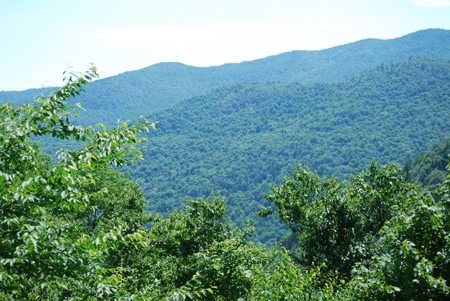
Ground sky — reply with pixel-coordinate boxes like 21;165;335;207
1;0;449;91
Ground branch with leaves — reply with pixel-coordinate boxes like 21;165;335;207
0;66;152;299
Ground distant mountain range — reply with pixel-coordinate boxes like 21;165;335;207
2;28;450;128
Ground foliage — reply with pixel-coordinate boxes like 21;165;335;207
258;149;450;299
105;193;266;300
404;139;450;194
250;249;352;300
349;164;450;300
259;161;413;278
0;66;278;301
0;67;274;300
0;66;152;299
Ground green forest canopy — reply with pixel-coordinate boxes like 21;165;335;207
404;139;450;193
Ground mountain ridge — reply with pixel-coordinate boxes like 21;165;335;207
2;28;450;128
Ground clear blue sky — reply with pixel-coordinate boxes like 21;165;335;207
1;0;449;91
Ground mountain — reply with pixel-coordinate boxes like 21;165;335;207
121;57;450;243
2;29;450;128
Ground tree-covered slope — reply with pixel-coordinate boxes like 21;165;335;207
2;29;450;128
121;57;450;243
404;139;450;193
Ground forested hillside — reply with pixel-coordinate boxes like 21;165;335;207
404;139;450;193
1;29;450;128
121;57;450;242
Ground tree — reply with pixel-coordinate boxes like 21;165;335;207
350;161;450;300
0;66;152;299
259;161;413;278
104;193;266;300
259;158;450;299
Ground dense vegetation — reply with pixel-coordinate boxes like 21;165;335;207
0;70;265;300
118;57;450;242
404;139;450;193
261;159;450;300
2;29;450;128
279;138;450;252
3;67;450;300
